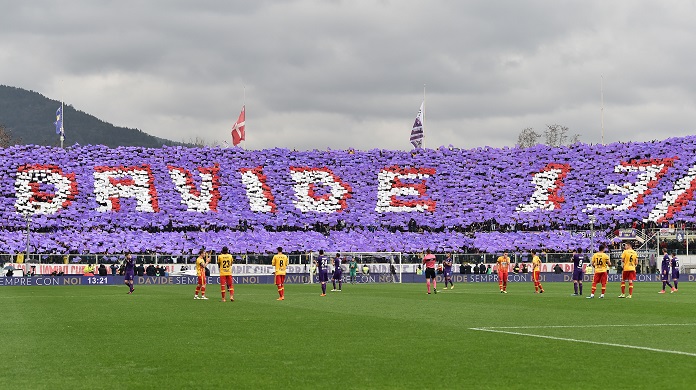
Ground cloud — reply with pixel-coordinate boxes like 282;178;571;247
1;0;696;150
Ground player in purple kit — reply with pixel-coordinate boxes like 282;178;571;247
571;248;585;296
314;250;329;296
659;248;675;294
442;252;454;290
123;252;135;294
331;253;343;292
671;253;680;292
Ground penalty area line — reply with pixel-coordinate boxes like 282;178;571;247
469;327;696;357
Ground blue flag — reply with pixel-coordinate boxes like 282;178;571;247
54;106;63;135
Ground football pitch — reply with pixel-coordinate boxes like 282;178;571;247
2;281;695;389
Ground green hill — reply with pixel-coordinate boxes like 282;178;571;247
0;85;187;147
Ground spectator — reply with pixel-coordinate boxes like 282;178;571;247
553;264;563;274
362;264;370;274
136;264;145;277
416;264;423;275
110;263;119;276
146;264;157;276
462;263;472;274
513;263;520;274
98;264;108;276
521;263;528;273
486;265;492;275
636;263;641;274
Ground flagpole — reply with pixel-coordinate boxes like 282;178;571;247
243;85;246;150
60;100;64;149
422;84;426;149
60;79;65;149
600;75;604;145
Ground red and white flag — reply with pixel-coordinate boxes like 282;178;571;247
231;105;246;146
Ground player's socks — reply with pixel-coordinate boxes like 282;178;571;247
629;283;633;296
621;282;626;294
579;283;583;295
674;281;678;290
321;283;326;294
573;284;578;294
426;280;431;294
332;281;336;290
339;281;342;290
433;279;437;290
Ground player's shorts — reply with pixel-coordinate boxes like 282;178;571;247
593;272;608;285
197;275;206;286
444;269;453;278
349;270;356;277
332;270;342;280
124;272;134;281
497;271;509;281
424;267;436;279
661;272;670;281
532;270;541;282
275;274;286;286
572;269;583;281
672;271;680;280
318;270;328;282
621;270;636;281
220;275;233;288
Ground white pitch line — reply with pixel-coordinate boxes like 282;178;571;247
477;323;696;330
469;327;696;357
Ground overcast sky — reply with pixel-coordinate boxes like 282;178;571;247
2;0;696;150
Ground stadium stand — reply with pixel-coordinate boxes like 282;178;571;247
2;137;696;255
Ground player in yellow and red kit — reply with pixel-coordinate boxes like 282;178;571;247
218;246;234;302
496;252;511;293
194;249;210;300
531;250;544;294
587;244;611;299
272;247;288;300
619;242;638;298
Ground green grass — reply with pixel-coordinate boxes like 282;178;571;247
2;281;696;389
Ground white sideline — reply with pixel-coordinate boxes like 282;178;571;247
469;324;696;357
